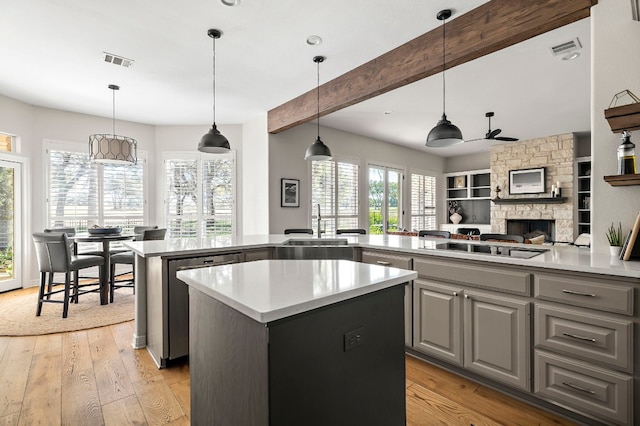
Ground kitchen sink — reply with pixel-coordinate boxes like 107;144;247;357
282;238;349;246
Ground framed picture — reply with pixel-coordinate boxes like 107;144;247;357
454;175;466;188
509;167;546;194
281;178;300;207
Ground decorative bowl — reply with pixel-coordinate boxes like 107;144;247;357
88;226;122;235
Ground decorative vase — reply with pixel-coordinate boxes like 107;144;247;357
450;212;462;224
609;246;622;257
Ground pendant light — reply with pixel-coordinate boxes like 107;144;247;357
426;9;464;148
198;29;231;153
89;84;137;164
304;56;332;161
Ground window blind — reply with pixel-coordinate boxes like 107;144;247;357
410;173;437;232
311;159;358;235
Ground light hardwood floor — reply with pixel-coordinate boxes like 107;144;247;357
0;321;576;425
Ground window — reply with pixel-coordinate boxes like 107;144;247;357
410;172;437;231
46;142;146;232
0;133;12;152
368;165;403;234
311;158;359;235
164;152;235;238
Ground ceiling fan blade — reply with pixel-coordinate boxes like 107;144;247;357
463;138;485;143
486;129;502;139
494;136;519;141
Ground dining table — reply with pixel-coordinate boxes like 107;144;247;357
71;233;136;305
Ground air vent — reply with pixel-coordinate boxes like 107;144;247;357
549;38;582;56
102;52;134;68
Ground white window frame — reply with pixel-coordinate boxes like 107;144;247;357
309;155;360;235
367;162;405;234
162;150;237;238
409;170;438;232
45;140;149;230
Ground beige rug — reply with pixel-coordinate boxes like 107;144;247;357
0;286;134;336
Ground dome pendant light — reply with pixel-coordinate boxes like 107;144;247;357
304;56;332;161
198;29;231;153
89;84;137;164
426;9;464;148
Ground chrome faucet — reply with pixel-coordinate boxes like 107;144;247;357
317;203;322;238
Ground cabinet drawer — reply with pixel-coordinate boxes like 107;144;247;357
534;274;634;315
362;251;412;270
414;257;530;296
534;304;633;373
534;350;632;426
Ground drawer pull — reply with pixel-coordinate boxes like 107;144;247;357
561;289;596;297
562;332;596;343
376;261;392;266
453;291;458;297
562;381;596;395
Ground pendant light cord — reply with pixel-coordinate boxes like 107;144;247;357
442;16;446;116
112;87;116;136
316;58;320;138
212;35;217;125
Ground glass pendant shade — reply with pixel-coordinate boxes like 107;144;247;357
89;84;137;164
426;114;464;147
198;123;230;153
304;136;332;160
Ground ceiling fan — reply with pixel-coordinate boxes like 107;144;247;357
467;112;519;142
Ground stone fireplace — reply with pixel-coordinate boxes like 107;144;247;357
507;219;556;242
490;134;574;243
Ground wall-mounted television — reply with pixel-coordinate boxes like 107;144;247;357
509;167;546;194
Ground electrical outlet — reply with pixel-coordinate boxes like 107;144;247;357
344;327;364;352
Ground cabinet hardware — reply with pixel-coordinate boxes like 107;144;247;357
464;294;470;299
453;291;458;297
376;261;391;266
562;382;596;395
562;332;596;342
561;289;596;297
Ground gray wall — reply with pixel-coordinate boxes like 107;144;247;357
268;123;446;234
444;152;490;173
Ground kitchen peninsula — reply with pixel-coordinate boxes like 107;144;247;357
125;235;640;426
177;259;416;425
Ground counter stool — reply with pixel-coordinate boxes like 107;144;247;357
32;232;104;318
418;230;451;238
284;228;313;235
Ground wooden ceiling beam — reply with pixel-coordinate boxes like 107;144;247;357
267;0;597;134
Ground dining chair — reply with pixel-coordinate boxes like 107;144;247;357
109;228;167;302
110;225;159;255
456;227;481;236
32;232;105;318
284;228;313;235
44;227;104;256
418;230;451;239
479;233;525;243
336;229;367;235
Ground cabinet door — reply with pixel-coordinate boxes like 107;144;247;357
463;289;530;391
412;279;463;366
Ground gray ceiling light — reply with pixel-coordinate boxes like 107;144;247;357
198;29;231;153
305;56;333;161
89;84;137;164
426;9;464;148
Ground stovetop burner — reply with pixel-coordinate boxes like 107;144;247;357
434;242;548;259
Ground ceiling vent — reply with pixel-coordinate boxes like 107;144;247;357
549;38;582;60
102;52;134;68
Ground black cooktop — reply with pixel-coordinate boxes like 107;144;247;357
434;242;548;259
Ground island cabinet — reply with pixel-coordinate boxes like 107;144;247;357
412;256;531;391
360;250;413;346
533;273;635;426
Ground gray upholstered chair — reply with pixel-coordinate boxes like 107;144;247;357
284;228;313;235
32;232;104;318
336;229;367;235
109;228;167;302
44;227;103;256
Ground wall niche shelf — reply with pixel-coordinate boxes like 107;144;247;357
604;174;640;186
604;102;640;133
492;197;567;204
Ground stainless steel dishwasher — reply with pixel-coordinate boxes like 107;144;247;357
167;253;241;361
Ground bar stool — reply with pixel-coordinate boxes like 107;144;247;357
336;229;367;235
418;230;451;238
284;228;313;235
32;232;104;318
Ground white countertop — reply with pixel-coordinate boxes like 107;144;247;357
125;234;640;279
176;259;417;323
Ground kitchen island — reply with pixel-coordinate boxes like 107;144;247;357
177;259;417;425
125;234;640;425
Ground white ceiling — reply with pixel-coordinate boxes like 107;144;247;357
0;0;590;158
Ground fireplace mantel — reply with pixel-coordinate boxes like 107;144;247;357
492;197;567;204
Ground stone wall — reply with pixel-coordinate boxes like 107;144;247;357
490;133;575;243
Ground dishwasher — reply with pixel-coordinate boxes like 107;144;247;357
167;253;241;361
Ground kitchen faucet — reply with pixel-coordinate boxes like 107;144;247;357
317;203;322;238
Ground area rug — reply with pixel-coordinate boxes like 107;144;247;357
0;286;134;336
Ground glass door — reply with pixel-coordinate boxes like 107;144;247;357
368;165;403;234
0;159;22;292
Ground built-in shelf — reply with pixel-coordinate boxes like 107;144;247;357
604;174;640;186
491;197;567;204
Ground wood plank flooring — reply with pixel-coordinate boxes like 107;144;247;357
0;321;576;425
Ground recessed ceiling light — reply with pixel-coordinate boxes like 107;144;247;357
562;52;580;61
306;35;323;46
221;0;240;6
384;111;392;115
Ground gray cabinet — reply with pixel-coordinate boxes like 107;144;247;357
413;279;530;391
361;250;413;347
